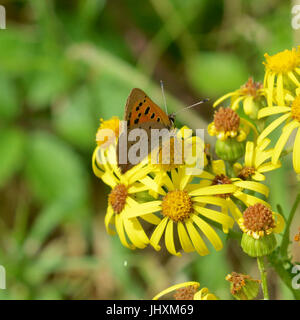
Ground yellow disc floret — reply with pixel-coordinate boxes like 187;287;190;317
96;116;120;147
108;184;128;214
162;190;193;222
264;48;300;73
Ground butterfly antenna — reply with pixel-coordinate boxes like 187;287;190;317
160;80;168;114
174;98;209;115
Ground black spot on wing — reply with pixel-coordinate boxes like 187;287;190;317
150;113;155;119
134;118;139;124
145;106;150;115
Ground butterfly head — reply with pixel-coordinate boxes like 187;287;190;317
168;113;176;128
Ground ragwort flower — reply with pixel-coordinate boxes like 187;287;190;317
126;166;236;256
92;143;159;249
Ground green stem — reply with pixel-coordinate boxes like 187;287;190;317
268;253;300;300
280;193;300;259
257;256;269;300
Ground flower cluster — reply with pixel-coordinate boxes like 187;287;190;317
90;47;300;300
93;117;277;258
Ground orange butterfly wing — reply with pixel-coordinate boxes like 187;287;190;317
125;88;172;128
117;88;173;174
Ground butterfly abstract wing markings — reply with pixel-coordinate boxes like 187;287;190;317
117;88;174;174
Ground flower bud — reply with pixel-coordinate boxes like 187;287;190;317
215;138;245;162
226;272;260;300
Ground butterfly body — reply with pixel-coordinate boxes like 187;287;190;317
117;88;175;173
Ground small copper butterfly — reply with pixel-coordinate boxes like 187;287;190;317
117;88;175;173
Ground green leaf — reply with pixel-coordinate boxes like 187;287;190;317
25;57;78;110
25;131;89;204
0;75;19;121
187;52;249;97
0;128;26;188
91;72;133;119
0;28;35;75
53;86;96;151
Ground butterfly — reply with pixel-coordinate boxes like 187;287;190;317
117;88;175;174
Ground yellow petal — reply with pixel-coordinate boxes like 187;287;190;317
198;171;216;180
258;106;290;119
276;73;284;106
213;92;235;107
273;212;285;234
267;72;275;106
192;215;223;251
212;160;226;175
231;96;244;111
233;162;243;176
150;217;168;251
243;96;255;116
185;219;209;256
178;222;195;253
194;288;218;300
101;172;117;188
123;217;149;249
193;205;234;229
272;120;299;165
165;220;181;256
257;162;281;173
234;191;270;208
189;184;237;197
127;183;148;194
288;71;300;86
257;113;291;145
293;128;300;173
251;172;266;181
115;213;135;249
139;176;166;195
234;180;269;197
171;169;180;189
141;213;161;225
126;200;162;219
104;205;115;235
192;195;227;207
245;142;254;167
226;198;242;221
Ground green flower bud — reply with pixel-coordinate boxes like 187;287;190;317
241;232;277;258
215;139;245;162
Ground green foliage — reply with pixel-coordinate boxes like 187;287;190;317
0;0;297;300
187;52;249;97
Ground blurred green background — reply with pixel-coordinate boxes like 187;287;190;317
0;0;299;299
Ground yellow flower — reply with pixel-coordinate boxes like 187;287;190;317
126;166;236;256
233;139;281;181
198;160;270;231
257;90;300;173
92;144;159;249
208;107;251;142
153;282;218;300
151;126;207;171
96;116;120;148
263;47;300;106
149;126;207;198
238;203;284;240
213;77;265;119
